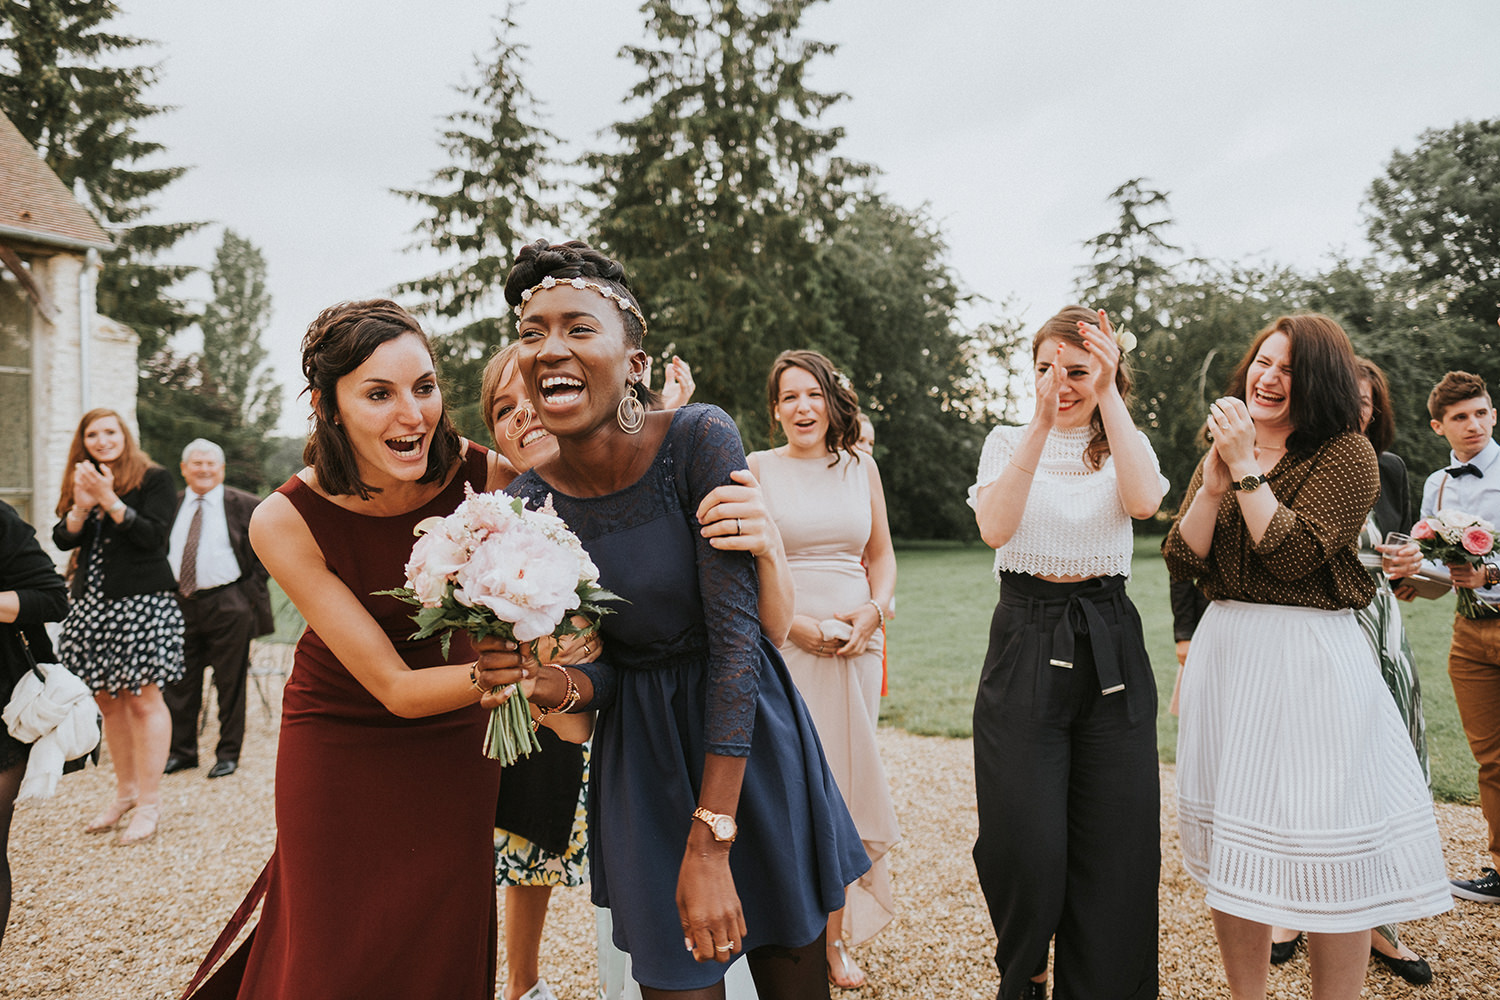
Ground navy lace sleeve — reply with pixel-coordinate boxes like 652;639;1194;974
673;405;762;756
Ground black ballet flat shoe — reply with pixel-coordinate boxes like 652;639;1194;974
1269;932;1303;965
1372;948;1433;986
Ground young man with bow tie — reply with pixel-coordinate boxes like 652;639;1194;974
1399;371;1500;902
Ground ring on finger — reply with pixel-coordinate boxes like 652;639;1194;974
735;518;742;536
716;943;733;953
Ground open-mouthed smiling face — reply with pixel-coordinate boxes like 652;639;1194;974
775;364;830;457
489;357;557;472
515;284;646;441
331;333;443;486
1245;330;1293;431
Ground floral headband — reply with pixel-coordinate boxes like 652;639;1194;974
513;275;648;336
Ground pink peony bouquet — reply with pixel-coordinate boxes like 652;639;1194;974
378;486;615;764
1410;509;1499;619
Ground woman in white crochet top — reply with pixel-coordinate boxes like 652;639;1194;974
969;306;1166;1000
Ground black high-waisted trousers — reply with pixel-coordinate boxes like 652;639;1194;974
972;572;1160;1000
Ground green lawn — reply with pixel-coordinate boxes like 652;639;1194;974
883;536;1480;804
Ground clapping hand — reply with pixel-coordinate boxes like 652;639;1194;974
1076;309;1122;398
72;461;115;510
1032;342;1064;429
659;355;696;410
1207;396;1257;469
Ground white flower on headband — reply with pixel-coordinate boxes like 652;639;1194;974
836;372;853;391
513;275;649;336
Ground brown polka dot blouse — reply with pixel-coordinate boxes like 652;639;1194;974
1162;431;1378;610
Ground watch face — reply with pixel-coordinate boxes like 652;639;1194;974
712;816;736;840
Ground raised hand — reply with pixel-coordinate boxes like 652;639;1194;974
1077;308;1123;397
1031;341;1064;429
1207;396;1257;468
660;355;696;410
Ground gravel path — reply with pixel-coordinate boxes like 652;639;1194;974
2;650;1497;999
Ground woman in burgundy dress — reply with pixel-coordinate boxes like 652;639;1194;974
182;300;535;999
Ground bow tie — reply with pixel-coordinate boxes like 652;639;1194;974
1446;463;1483;479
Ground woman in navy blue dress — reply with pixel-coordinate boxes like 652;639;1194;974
477;239;868;999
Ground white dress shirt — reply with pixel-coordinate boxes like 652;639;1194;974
168;483;243;591
1420;437;1500;604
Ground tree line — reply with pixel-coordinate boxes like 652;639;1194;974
4;1;1497;536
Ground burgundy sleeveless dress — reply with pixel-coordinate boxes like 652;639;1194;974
185;449;501;1000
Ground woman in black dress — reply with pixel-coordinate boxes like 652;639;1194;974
53;409;184;846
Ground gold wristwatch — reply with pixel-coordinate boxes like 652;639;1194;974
1230;473;1268;492
692;806;738;843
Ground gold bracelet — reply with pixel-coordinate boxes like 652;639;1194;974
534;663;580;730
1007;459;1036;476
468;661;485;694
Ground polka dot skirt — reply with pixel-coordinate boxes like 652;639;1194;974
57;532;185;696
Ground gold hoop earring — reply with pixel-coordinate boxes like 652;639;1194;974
616;390;646;434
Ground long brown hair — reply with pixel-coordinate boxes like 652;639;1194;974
766;350;862;463
1355;357;1396;455
54;408;153;516
1033;306;1133;471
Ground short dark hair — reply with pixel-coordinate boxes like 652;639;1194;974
300;299;461;499
766;349;862;461
1427;370;1490;422
1355;357;1396;455
1225;313;1361;453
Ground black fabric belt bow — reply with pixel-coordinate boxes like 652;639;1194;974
1447;463;1483;478
1048;592;1126;697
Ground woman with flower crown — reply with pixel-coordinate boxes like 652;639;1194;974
477;239;869;1000
968;306;1166;1000
747;349;899;990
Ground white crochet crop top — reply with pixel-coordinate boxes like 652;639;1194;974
967;424;1167;580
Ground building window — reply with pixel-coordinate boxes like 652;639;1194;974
0;274;32;523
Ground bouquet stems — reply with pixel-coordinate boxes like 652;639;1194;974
484;685;543;765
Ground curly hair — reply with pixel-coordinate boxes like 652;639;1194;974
299;299;461;499
1224;313;1361;454
766;350;862;462
1032;306;1133;471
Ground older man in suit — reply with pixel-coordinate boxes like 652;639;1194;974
163;440;273;778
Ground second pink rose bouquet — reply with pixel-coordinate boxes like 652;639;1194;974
1411;509;1499;619
378;486;615;764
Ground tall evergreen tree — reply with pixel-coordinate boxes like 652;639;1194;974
137;230;279;491
587;0;866;429
0;0;201;361
394;6;558;436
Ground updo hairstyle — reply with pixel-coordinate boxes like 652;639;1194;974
766;349;862;462
300;298;461;499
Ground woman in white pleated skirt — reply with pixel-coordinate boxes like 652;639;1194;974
1162;313;1450;1000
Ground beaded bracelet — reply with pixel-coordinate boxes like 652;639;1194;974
867;599;886;630
533;663;580;730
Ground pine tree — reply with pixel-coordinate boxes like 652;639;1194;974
394;6;558;436
0;0;201;361
587;0;866;429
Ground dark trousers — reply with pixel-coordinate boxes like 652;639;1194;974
164;584;254;764
972;574;1159;1000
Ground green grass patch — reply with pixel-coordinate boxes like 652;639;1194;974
884;536;1479;804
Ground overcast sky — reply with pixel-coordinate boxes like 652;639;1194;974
112;0;1500;435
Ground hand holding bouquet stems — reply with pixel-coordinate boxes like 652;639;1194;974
377;487;616;764
1410;509;1499;619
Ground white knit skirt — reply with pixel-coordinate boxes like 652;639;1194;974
1177;600;1452;931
